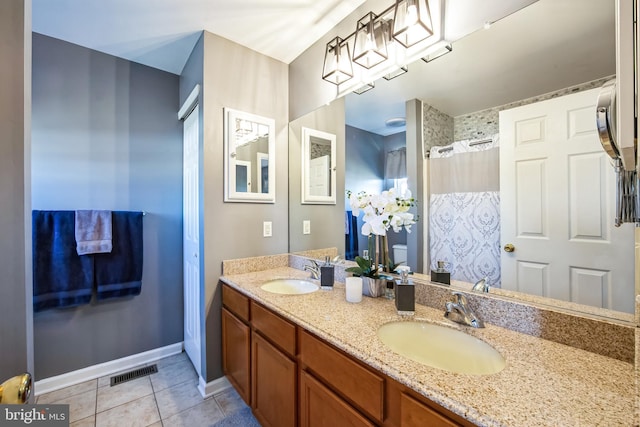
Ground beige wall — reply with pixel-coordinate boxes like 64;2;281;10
201;31;289;381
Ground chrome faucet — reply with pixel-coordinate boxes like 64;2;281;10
444;292;484;328
304;260;321;280
472;277;490;293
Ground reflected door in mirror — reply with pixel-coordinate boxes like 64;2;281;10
302;127;337;204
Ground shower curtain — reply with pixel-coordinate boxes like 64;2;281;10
428;136;501;286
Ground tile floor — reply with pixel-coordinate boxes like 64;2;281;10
35;352;258;426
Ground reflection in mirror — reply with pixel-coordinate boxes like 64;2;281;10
302;127;337;204
224;108;275;203
290;0;635;318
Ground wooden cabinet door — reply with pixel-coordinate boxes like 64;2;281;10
221;308;251;405
400;392;460;427
252;331;297;427
300;370;375;427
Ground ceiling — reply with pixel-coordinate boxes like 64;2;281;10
31;0;613;136
31;0;368;74
31;0;537;76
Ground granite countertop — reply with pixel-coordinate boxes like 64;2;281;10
221;266;634;427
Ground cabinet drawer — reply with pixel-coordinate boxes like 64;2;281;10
251;301;297;357
299;330;384;423
222;284;250;322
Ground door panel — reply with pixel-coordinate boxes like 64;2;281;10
183;105;201;376
500;88;634;312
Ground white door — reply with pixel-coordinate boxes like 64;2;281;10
309;155;330;196
235;160;251;193
183;104;201;375
500;88;634;313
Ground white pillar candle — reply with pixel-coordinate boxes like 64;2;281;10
345;277;363;303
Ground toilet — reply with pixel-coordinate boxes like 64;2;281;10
392;244;407;265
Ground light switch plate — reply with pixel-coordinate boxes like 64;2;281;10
303;220;311;235
263;221;272;237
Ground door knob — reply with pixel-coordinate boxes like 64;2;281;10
503;243;515;253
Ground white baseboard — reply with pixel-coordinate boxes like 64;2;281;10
197;375;231;399
34;342;184;396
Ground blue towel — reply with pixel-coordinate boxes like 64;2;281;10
32;210;94;312
345;210;359;260
95;211;144;300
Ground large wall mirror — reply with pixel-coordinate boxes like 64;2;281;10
289;0;637;319
224;108;276;203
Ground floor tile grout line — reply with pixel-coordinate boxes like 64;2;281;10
151;390;161;426
94;379;99;427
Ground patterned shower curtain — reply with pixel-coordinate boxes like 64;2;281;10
428;136;501;287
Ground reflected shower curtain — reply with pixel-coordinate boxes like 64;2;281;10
429;136;501;286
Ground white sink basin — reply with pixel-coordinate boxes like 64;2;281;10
261;279;319;295
378;321;506;375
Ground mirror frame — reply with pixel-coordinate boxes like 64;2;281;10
224;108;276;203
301;127;337;204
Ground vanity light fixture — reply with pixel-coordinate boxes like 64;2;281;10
322;36;354;85
353;12;388;69
392;0;434;48
321;0;444;94
382;19;409;80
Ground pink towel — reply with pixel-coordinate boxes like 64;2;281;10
75;210;113;255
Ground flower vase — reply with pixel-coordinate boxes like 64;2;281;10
361;277;387;297
368;234;390;274
362;234;390;298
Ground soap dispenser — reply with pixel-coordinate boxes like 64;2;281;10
320;256;334;290
394;266;414;315
431;260;451;285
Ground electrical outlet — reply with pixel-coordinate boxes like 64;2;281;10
263;221;272;237
303;220;311;235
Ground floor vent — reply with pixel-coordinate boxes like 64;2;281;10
110;364;158;386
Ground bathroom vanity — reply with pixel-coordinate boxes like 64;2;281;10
222;282;472;427
220;263;634;426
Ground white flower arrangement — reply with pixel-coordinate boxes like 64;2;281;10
347;188;416;236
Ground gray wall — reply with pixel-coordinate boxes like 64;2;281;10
383;132;407;251
345;126;385;257
200;32;289;382
0;0;33;382
289;99;346;254
31;33;183;379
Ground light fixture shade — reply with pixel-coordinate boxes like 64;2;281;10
393;0;434;48
352;81;375;95
322;36;353;85
353;12;387;69
421;43;452;63
383;65;408;80
381;19;408;80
